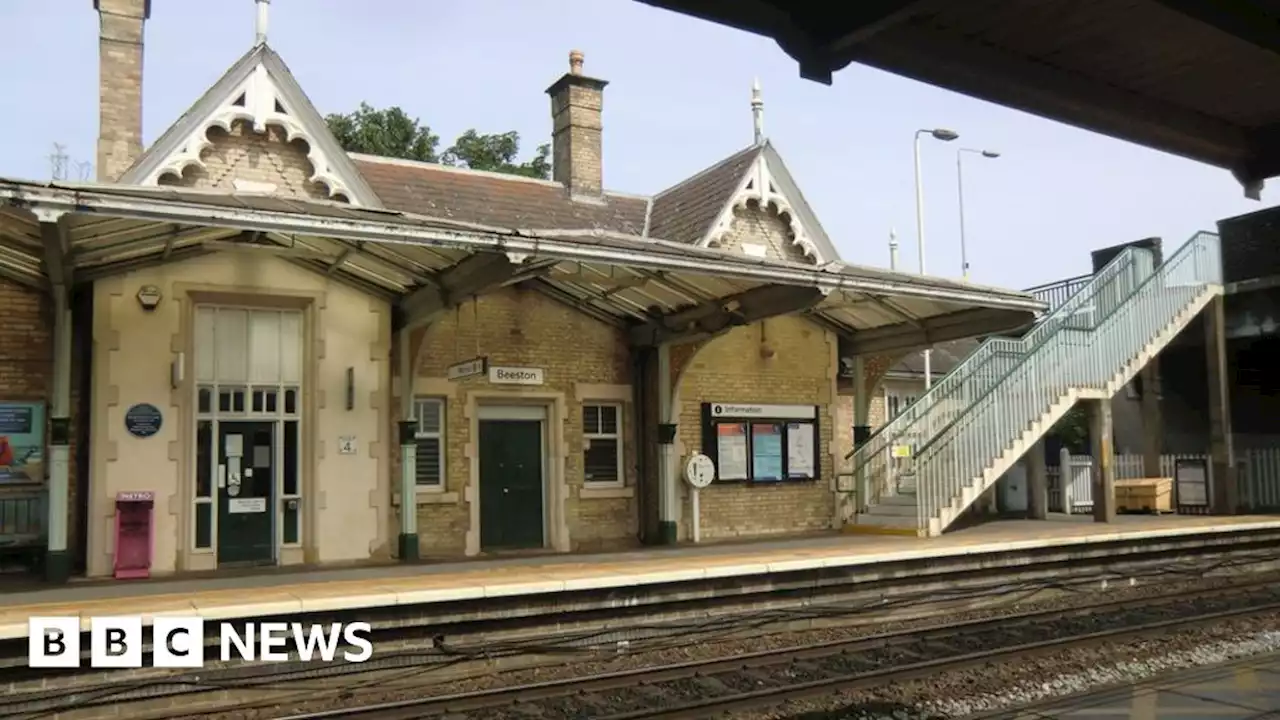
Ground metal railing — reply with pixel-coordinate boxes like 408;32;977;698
906;232;1220;532
1026;274;1091;312
846;244;1158;510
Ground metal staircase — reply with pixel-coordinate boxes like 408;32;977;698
846;232;1223;536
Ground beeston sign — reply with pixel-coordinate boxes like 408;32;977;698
488;366;545;386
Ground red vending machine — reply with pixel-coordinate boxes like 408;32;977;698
114;491;155;579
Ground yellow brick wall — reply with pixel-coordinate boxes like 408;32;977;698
676;315;837;540
717;203;815;264
159;120;341;201
403;285;637;555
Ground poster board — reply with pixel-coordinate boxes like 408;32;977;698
701;403;820;483
1174;458;1209;507
0;402;45;483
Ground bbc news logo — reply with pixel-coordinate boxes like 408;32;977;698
28;617;373;668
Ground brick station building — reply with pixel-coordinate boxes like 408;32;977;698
0;0;1041;581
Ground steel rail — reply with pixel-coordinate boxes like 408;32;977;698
273;579;1280;720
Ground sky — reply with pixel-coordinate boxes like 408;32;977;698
0;0;1273;291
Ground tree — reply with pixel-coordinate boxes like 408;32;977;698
325;103;550;179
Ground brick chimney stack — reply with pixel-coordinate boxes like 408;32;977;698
95;0;149;183
546;50;607;198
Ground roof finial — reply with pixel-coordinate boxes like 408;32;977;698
751;78;764;144
569;49;584;76
889;227;900;270
255;0;270;46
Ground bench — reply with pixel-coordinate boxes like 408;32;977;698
0;486;47;572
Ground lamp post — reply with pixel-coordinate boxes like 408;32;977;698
913;127;959;390
957;148;1000;281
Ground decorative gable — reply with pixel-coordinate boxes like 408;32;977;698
700;144;835;264
120;46;380;207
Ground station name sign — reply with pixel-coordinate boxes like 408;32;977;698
710;403;816;420
488;366;545;386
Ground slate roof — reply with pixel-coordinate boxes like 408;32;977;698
889;338;982;377
647;144;762;245
351;155;649;235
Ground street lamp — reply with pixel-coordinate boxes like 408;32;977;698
957;148;1000;281
913;128;959;390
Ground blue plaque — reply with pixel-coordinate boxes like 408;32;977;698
124;403;163;438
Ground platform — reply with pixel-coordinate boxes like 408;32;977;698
1;514;1277;641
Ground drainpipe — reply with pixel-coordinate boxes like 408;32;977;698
631;347;649;543
396;328;418;561
656;343;678;543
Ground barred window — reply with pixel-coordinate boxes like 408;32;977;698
583;403;622;485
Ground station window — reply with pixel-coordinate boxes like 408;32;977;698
414;398;445;487
583;403;623;485
887;394;917;420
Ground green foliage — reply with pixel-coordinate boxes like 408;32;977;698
325;103;550;179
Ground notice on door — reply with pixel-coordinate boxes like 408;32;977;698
227;497;266;514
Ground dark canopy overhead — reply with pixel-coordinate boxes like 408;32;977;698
636;0;1280;197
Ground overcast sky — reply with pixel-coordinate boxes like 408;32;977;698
1;0;1272;289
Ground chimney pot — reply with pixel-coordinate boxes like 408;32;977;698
546;50;607;198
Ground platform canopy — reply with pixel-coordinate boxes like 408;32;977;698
636;0;1280;196
0;179;1043;357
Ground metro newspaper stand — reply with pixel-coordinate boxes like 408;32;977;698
113;490;155;579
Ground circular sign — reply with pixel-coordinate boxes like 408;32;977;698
684;453;716;489
124;403;164;438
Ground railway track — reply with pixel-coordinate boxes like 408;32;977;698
274;581;1280;720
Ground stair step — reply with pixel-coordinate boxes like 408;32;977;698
878;494;917;506
852;512;918;529
864;502;917;516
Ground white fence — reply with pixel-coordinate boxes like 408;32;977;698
1046;447;1280;513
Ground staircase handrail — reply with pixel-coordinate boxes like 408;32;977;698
845;244;1153;472
909;231;1220;527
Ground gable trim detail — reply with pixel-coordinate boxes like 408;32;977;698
702;154;823;262
120;46;381;208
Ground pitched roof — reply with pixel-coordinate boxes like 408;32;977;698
647;141;840;262
350;155;649;235
119;43;380;207
889;338;982;377
648;144;762;245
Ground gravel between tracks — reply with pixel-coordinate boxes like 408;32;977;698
739;614;1280;720
191;571;1272;720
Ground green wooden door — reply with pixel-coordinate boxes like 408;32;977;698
217;421;275;566
479;420;544;550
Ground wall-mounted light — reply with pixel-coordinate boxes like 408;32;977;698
171;352;185;389
345;367;355;411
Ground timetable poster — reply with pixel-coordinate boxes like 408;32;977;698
752;423;783;481
786;422;815;478
716;423;749;480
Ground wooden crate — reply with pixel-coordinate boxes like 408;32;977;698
1114;477;1173;514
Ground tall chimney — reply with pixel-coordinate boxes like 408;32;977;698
546;50;607;197
95;0;149;183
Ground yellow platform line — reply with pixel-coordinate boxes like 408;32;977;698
842;524;920;537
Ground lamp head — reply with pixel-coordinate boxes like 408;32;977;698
982;150;1001;158
931;128;959;142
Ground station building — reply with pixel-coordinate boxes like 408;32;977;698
0;0;1042;581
